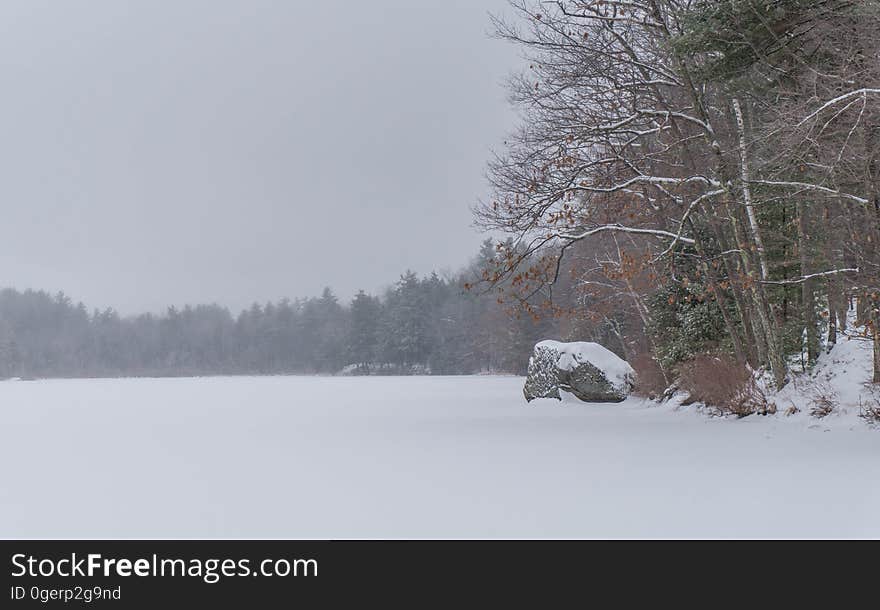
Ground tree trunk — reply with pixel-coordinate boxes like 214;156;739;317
796;201;820;363
826;282;838;351
691;225;747;364
836;290;848;332
730;98;786;388
870;298;880;383
866;112;880;382
732;98;770;281
712;223;762;366
725;195;787;387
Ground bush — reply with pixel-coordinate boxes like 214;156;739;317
647;282;730;370
630;352;669;399
859;395;880;426
808;383;838;418
678;354;775;417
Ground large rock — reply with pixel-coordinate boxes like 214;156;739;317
523;340;635;403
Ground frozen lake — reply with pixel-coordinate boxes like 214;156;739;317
1;375;878;538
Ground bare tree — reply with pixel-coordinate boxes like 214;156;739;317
478;0;880;387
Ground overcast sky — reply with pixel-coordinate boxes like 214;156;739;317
0;0;520;314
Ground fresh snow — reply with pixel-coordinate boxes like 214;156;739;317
535;339;634;386
1;373;878;538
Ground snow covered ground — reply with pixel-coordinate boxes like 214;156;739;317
1;371;878;539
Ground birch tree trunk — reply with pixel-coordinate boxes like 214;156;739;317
732;99;770;281
731;98;787;387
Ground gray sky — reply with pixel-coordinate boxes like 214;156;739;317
0;0;519;314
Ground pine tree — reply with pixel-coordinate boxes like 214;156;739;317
347;290;381;372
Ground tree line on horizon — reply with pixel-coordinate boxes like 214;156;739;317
0;241;562;379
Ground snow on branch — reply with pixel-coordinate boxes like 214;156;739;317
760;268;859;285
636;109;715;135
553;223;696;245
796;89;880;127
750;180;869;204
571;109;713;136
571;174;720;194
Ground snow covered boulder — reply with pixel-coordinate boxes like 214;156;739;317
523;340;635;403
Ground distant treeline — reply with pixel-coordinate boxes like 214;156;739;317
0;241;558;379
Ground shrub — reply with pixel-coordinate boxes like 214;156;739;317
678;354;775;417
808;383;838;418
630;352;669;399
859;395;880;426
648;283;728;370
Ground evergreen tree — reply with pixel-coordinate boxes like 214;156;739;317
347;290;381;371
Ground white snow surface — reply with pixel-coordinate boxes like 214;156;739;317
536;339;634;385
1;373;878;538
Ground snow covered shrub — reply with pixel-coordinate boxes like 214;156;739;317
809;397;836;418
859;395;880;426
630;352;668;399
808;383;838;419
678;354;774;417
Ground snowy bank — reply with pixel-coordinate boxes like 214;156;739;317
773;329;880;427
